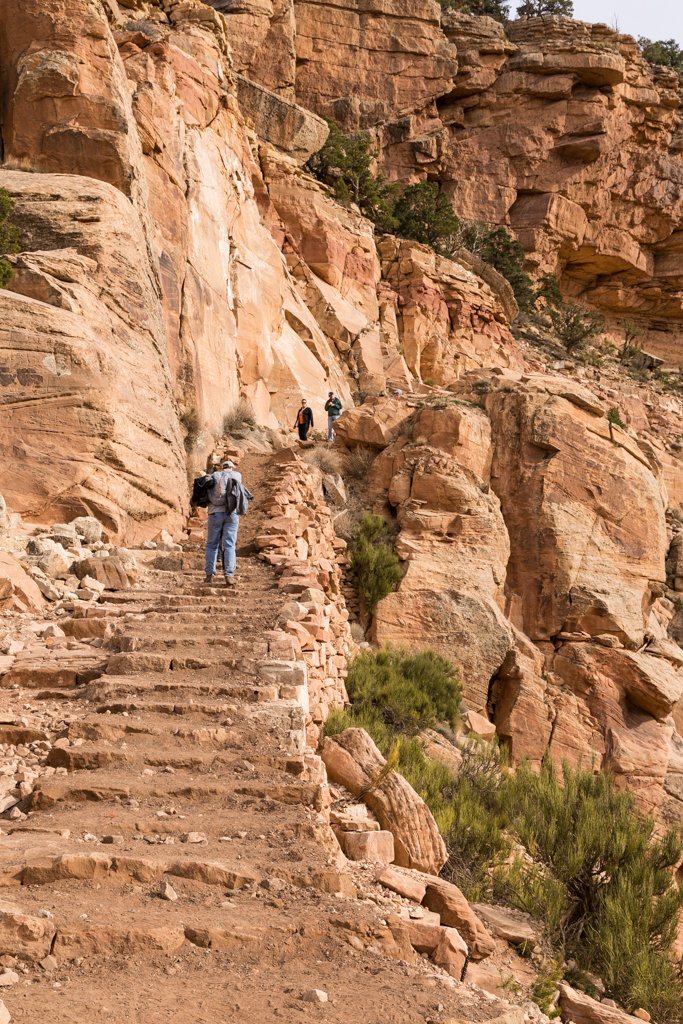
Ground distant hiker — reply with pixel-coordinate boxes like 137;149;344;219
202;459;252;587
293;398;313;441
324;391;342;442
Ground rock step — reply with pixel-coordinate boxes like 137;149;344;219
29;773;325;812
45;743;308;777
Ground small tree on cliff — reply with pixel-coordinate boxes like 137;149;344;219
306;121;397;232
549;301;603;353
638;37;683;71
0;189;20;288
393;182;461;258
516;0;573;16
460;222;535;311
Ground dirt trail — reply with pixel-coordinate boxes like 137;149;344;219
0;453;524;1022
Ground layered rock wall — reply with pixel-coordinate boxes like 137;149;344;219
217;0;683;361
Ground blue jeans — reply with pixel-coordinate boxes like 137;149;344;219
327;414;339;441
205;510;239;577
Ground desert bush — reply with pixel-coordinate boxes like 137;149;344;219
607;406;626;429
0;188;21;288
394;182;461;258
349;514;402;612
346;647;462;735
345;445;376;480
549;301;603;352
535;272;562;309
516;0;573;14
440;0;509;18
222;397;256;434
499;760;683;1019
460;222;535;311
638;37;683;71
530;961;564;1018
305;447;343;476
180;406;202;453
306;121;397;231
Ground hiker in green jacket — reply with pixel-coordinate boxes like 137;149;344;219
324;391;342;442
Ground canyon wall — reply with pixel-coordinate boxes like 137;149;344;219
215;0;683;362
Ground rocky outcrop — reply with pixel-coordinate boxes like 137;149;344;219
321;727;448;874
246;1;683;361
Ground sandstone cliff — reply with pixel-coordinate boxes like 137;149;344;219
213;0;683;362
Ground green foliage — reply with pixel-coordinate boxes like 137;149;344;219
530;961;564;1018
638;37;683;70
535;272;563;309
607;406;626;429
349;514;402;613
619;319;643;364
0;188;20;288
516;0;573;15
346;647;462;735
393;182;461;258
306;121;397;232
438;0;509;21
498;761;683;1020
549;301;603;352
460;222;535;311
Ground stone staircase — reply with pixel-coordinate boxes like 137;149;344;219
0;452;530;1023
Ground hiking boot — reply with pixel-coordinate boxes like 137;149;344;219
203;574;215;585
224;576;236;588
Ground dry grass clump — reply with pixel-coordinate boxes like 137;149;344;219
304;447;343;476
344;445;376;480
222;398;256;434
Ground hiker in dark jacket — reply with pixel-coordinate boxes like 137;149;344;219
204;459;242;587
324;391;342;442
293;398;313;441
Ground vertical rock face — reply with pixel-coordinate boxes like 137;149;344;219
380;14;683;358
293;0;458;129
227;2;682;359
486;376;667;647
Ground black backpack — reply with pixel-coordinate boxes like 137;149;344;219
190;474;212;508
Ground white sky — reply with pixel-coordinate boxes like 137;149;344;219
571;0;683;44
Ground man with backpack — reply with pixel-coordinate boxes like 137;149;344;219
324;391;342;442
293;398;313;441
198;459;252;587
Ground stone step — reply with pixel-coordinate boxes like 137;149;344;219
28;772;325;812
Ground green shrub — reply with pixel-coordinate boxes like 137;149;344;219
516;0;573;14
535;272;563;309
460;222;535;310
0;188;20;288
549;301;603;352
394;182;461;257
439;0;509;18
306;121;397;232
638;37;683;70
530;961;564;1018
349;513;402;612
346;647;462;734
499;760;683;1019
607;406;626;429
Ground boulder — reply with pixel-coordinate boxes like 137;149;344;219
422;877;496;960
472;903;538;949
0;552;45;612
0;901;56;960
320;729;447;874
334;398;412;450
432;926;468;979
558;983;645;1024
73;557;132;591
338;829;394;864
378;865;428;904
71;516;104;545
